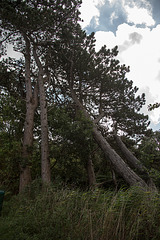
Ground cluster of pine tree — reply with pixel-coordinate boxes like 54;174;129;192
0;0;160;194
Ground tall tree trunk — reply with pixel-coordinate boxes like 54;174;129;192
33;46;51;184
70;88;148;188
19;35;38;192
114;133;157;190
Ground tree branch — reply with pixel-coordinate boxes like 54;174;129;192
93;112;105;124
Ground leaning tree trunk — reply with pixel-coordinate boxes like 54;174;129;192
114;133;157;190
33;46;51;184
70;88;148;188
92;126;148;188
19;35;38;192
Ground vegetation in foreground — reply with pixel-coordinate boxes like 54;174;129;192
1;182;160;240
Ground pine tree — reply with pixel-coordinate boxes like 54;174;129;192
0;0;82;191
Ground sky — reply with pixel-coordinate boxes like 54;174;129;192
79;0;160;130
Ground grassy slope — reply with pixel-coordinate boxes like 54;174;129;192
1;182;160;240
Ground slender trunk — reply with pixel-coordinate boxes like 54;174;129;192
87;156;96;188
70;88;148;188
20;98;37;192
38;69;51;183
33;46;51;184
19;35;38;192
114;134;157;190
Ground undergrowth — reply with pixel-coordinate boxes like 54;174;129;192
0;181;160;240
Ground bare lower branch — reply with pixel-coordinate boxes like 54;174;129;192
0;31;19;44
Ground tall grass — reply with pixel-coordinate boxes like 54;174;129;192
0;182;160;240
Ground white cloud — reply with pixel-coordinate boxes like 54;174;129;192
108;0;118;6
7;45;22;59
94;0;105;6
80;0;100;28
95;31;117;51
125;5;155;26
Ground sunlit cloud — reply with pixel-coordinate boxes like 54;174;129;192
125;5;155;26
80;0;100;28
95;31;117;50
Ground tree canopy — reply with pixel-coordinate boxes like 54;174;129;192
0;0;158;193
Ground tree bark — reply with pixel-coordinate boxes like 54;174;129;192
33;46;51;184
70;88;148;188
19;35;38;192
92;126;148;188
114;134;157;190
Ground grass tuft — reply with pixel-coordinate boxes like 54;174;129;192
0;182;160;240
